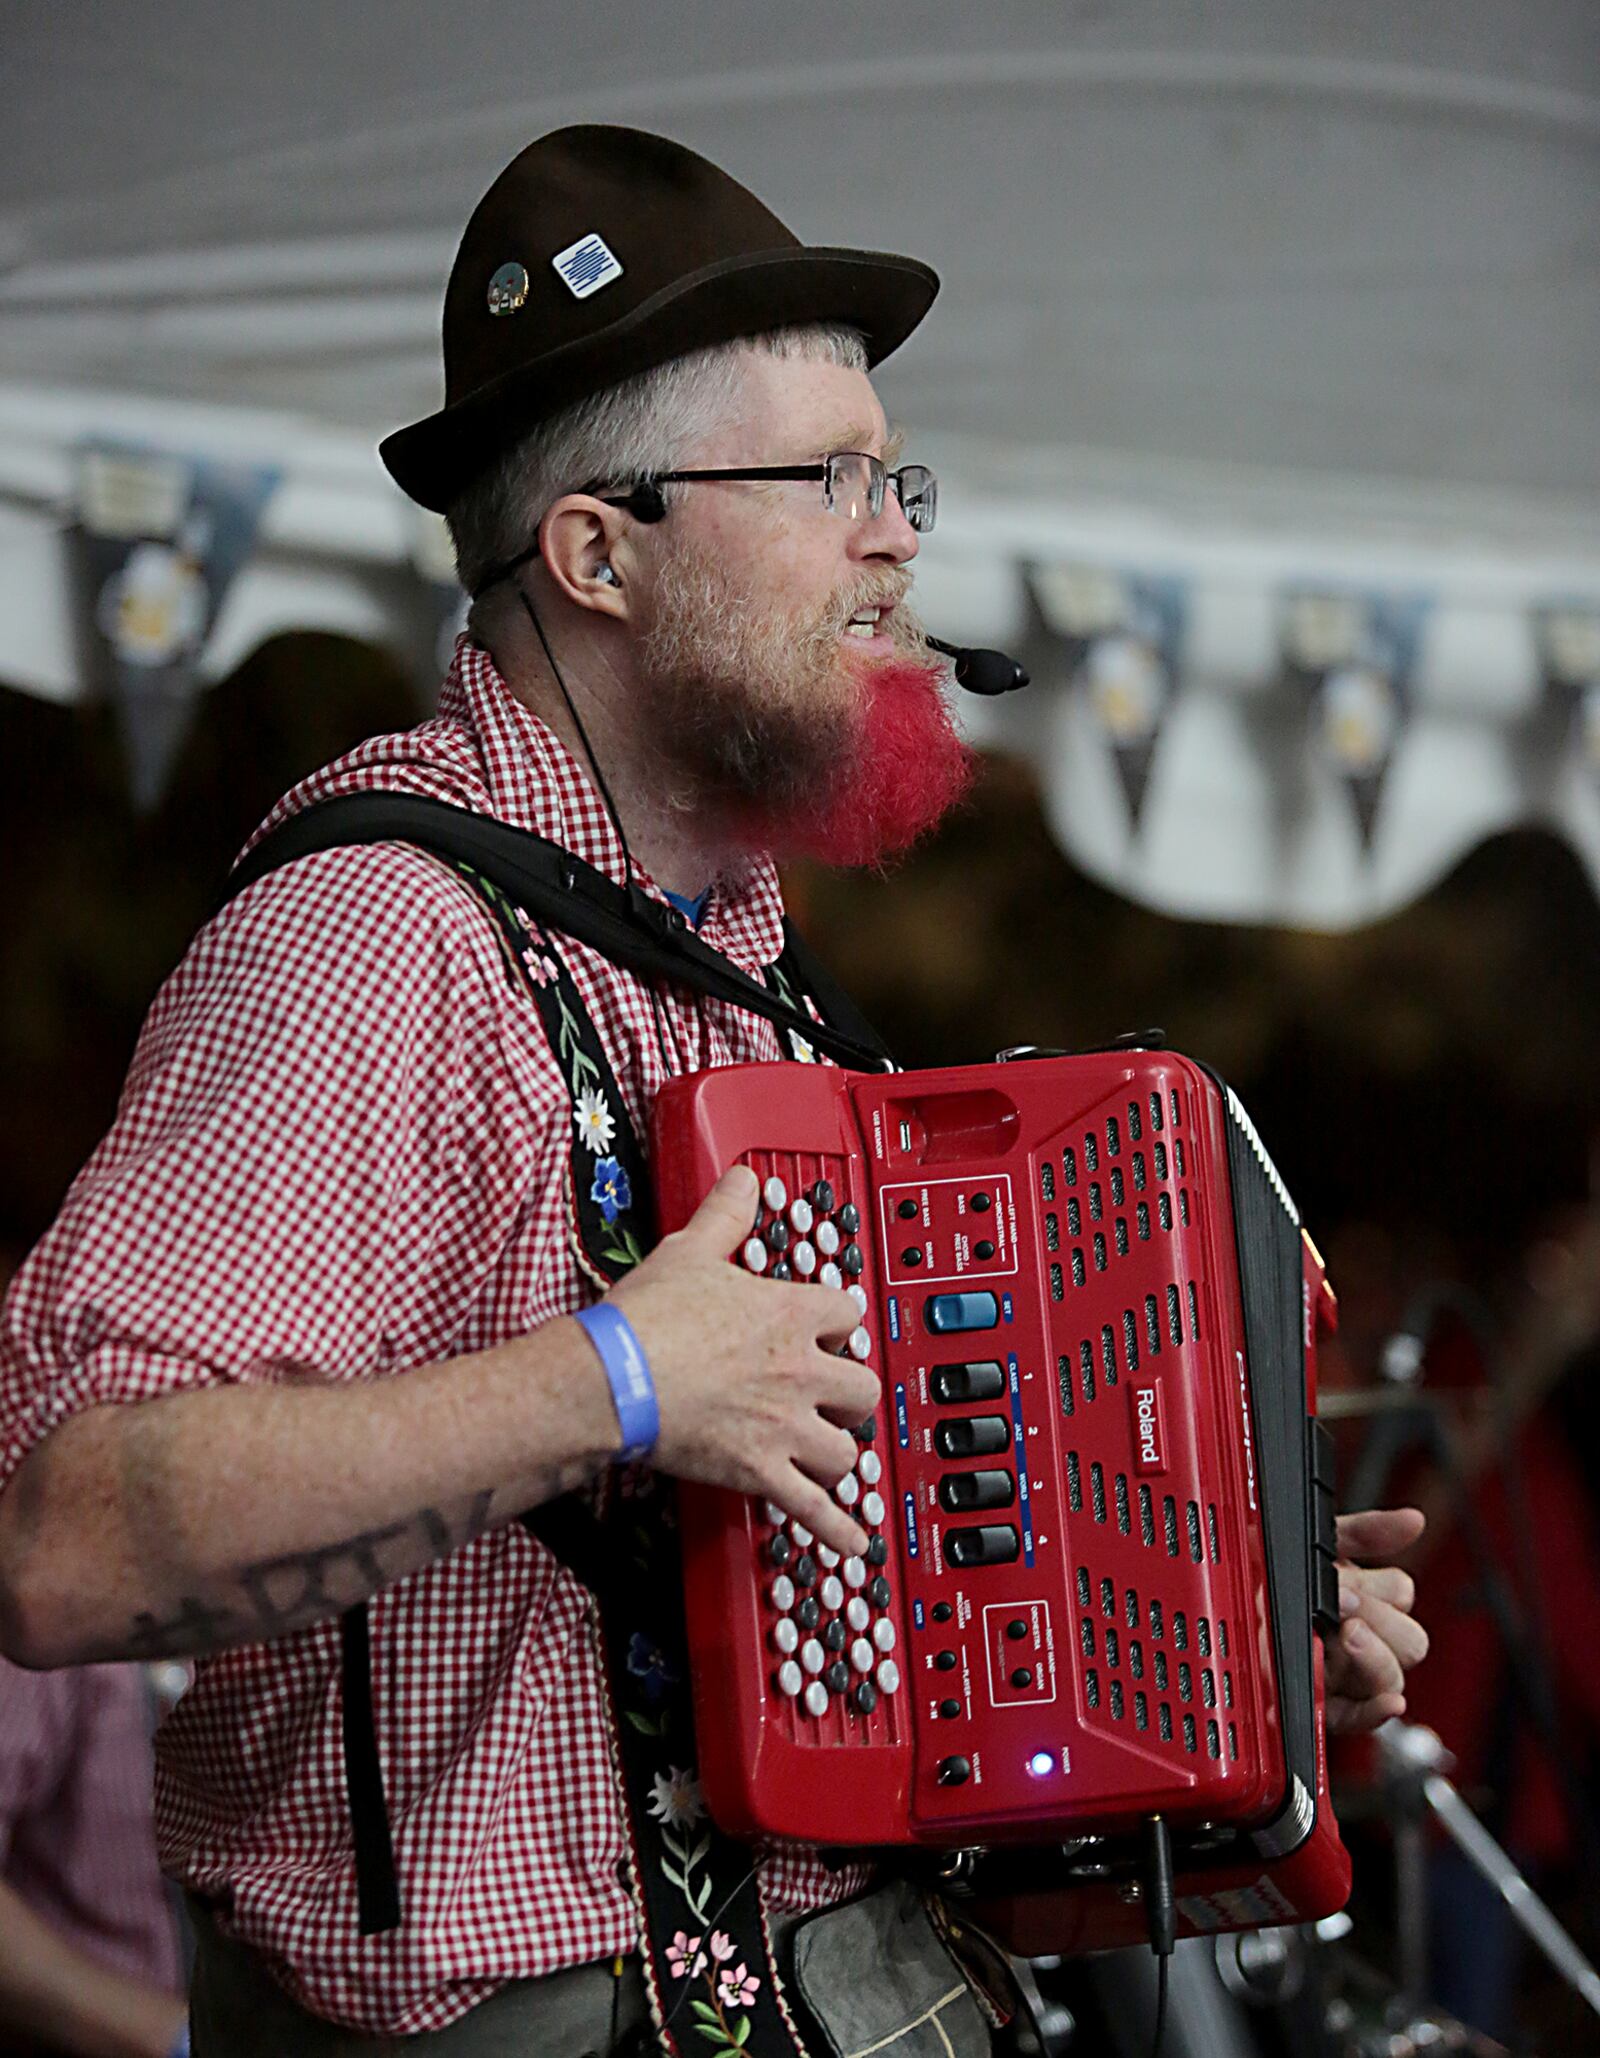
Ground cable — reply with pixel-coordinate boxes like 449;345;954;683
1141;1814;1175;2058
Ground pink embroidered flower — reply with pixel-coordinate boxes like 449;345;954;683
718;1962;760;2009
666;1931;706;1979
708;1930;737;1964
519;946;559;987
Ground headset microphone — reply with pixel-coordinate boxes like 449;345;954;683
926;636;1030;696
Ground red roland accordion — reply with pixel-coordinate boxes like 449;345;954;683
651;1048;1351;1946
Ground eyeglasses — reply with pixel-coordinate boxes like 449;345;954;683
596;451;938;534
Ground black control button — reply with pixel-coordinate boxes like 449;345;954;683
796;1596;821;1631
934;1415;1010;1460
765;1219;790;1252
1006;1618;1030;1641
842;1243;864;1277
767;1534;792;1567
867;1575;892;1609
937;1755;972;1786
825;1619;847;1652
854;1415;877;1443
931;1601;954;1623
939;1698;962;1719
852;1680;878;1715
866;1535;889;1566
898;1197;920;1220
938;1469;1016;1514
970;1192;992;1213
934;1648;958;1671
811;1180;836;1214
1010;1667;1033;1689
900;1247;923;1267
770;1260;791;1281
826;1660;850;1693
793;1554;818;1588
930;1361;1006;1405
974;1240;996;1261
839;1204;861;1234
945;1524;1022;1569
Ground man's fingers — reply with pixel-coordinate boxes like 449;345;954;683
1327;1690;1405;1737
1343;1564;1415;1614
680;1164;762;1257
814;1357;881;1423
772;1464;868;1559
1327;1617;1406;1700
1335;1507;1425;1561
1353;1592;1429;1670
808;1288;863;1348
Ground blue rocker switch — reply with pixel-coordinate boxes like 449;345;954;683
924;1291;1000;1334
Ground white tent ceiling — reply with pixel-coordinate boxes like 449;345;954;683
2;1;1597;925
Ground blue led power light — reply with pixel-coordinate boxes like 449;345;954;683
1027;1751;1054;1779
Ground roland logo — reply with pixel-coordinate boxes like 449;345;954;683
1131;1380;1166;1474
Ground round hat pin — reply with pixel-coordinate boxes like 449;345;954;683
487;262;530;316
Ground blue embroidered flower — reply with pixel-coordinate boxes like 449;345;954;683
591;1155;631;1223
627;1632;678;1701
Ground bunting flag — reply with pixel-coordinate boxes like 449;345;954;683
409;508;469;690
1028;563;1186;833
1279;588;1429;851
75;443;279;811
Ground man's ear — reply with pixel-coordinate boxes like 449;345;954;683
538;495;632;618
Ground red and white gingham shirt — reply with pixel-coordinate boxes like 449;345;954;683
0;640;869;2036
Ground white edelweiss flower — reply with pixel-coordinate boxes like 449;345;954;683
573;1089;616;1155
647;1765;705;1829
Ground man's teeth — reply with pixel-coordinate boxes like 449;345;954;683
845;611;882;637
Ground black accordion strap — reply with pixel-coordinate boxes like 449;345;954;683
221;792;892;1074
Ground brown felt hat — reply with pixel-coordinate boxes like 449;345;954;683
380;125;939;513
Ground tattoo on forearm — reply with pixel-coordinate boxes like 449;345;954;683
126;1489;496;1658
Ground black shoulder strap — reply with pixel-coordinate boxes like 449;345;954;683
222;792;893;1073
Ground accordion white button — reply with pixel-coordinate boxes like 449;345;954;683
820;1262;843;1290
835;1472;859;1506
790;1522;813;1546
820;1575;844;1611
765;1502;787;1527
848;1285;869;1316
858;1451;882;1486
815;1219;840;1256
742;1238;768;1274
851;1637;875;1673
843;1556;866;1588
770;1575;795;1611
762;1176;788;1213
873;1617;896;1652
773;1618;799;1655
804;1679;829;1717
788;1198;815;1234
801;1638;825;1674
875;1658;901;1695
861;1492;886;1527
849;1327;871;1360
817;1545;840;1569
776;1659;802;1696
846;1596;871;1632
792;1241;817;1277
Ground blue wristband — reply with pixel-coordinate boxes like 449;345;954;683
574;1303;660;1461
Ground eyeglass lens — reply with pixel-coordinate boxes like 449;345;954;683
823;454;938;533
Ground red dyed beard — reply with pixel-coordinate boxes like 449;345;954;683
638;545;977;870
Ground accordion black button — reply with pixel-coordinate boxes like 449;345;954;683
811;1181;836;1214
938;1469;1015;1514
900;1247;923;1267
854;1416;877;1443
826;1660;850;1693
970;1192;992;1213
765;1219;790;1252
930;1361;1005;1405
793;1554;818;1588
868;1575;892;1609
839;1204;861;1234
770;1259;791;1281
945;1524;1021;1569
796;1597;821;1631
843;1243;865;1277
939;1698;962;1719
1010;1667;1033;1689
974;1240;996;1261
932;1601;953;1623
852;1680;878;1714
935;1648;958;1671
934;1415;1009;1460
1006;1618;1029;1641
937;1755;972;1786
866;1536;889;1566
767;1534;792;1567
825;1619;847;1652
898;1198;920;1220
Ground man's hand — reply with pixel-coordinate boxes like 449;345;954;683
1324;1506;1428;1735
608;1166;878;1557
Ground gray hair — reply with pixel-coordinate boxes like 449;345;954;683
450;323;868;619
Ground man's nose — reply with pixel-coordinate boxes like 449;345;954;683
852;488;920;566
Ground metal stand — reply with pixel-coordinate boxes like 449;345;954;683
1376;1721;1600;2025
